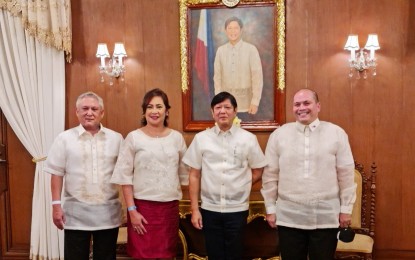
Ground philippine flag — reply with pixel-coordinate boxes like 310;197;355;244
194;9;214;97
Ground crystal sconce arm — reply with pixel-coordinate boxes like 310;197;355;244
96;43;127;85
344;34;380;79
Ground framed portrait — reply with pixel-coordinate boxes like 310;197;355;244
179;0;286;131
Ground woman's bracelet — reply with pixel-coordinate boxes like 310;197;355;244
127;205;137;212
51;200;61;205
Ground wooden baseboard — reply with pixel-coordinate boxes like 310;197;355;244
375;249;415;259
0;253;29;260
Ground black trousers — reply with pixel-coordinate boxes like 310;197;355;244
278;226;338;260
278;225;338;260
201;209;248;260
64;227;119;260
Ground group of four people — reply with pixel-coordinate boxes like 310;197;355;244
45;88;356;260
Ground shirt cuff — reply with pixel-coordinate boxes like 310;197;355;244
340;205;353;214
265;205;277;214
251;98;260;106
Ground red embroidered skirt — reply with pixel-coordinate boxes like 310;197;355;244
127;199;179;258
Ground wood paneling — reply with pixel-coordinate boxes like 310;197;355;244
0;114;34;259
1;0;415;259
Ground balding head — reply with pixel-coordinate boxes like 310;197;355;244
293;89;320;125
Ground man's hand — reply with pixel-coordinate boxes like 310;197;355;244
339;213;352;228
266;213;277;228
191;209;203;230
248;104;258;114
52;205;66;230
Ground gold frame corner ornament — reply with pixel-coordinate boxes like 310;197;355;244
222;0;240;7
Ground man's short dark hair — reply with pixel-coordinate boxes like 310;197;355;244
311;90;320;103
211;92;238;109
225;16;243;29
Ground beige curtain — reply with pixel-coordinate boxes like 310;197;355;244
0;0;70;259
0;0;72;61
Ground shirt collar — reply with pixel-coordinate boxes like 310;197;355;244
226;39;244;49
308;118;320;132
213;124;237;136
75;124;105;137
295;118;320;132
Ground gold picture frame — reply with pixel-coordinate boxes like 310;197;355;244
179;0;286;131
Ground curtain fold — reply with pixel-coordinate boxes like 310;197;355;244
0;8;65;260
0;0;72;61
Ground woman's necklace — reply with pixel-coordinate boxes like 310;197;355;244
143;126;166;138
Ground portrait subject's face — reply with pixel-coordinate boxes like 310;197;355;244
293;90;320;125
76;97;104;132
225;21;242;45
211;99;237;131
144;96;168;127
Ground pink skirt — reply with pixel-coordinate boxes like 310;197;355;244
127;199;179;258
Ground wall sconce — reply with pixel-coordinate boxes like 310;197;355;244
344;34;380;79
96;43;127;85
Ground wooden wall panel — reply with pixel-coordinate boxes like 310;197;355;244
2;0;415;259
6;125;33;250
0;119;34;259
369;0;411;254
140;0;183;132
401;1;415;252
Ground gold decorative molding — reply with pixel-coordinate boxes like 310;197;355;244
276;0;285;91
179;200;193;219
189;253;208;260
178;229;189;260
186;0;219;4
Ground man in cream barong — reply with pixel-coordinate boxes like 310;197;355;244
261;89;357;260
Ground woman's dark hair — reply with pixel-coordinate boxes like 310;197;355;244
141;88;171;126
210;91;238;109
